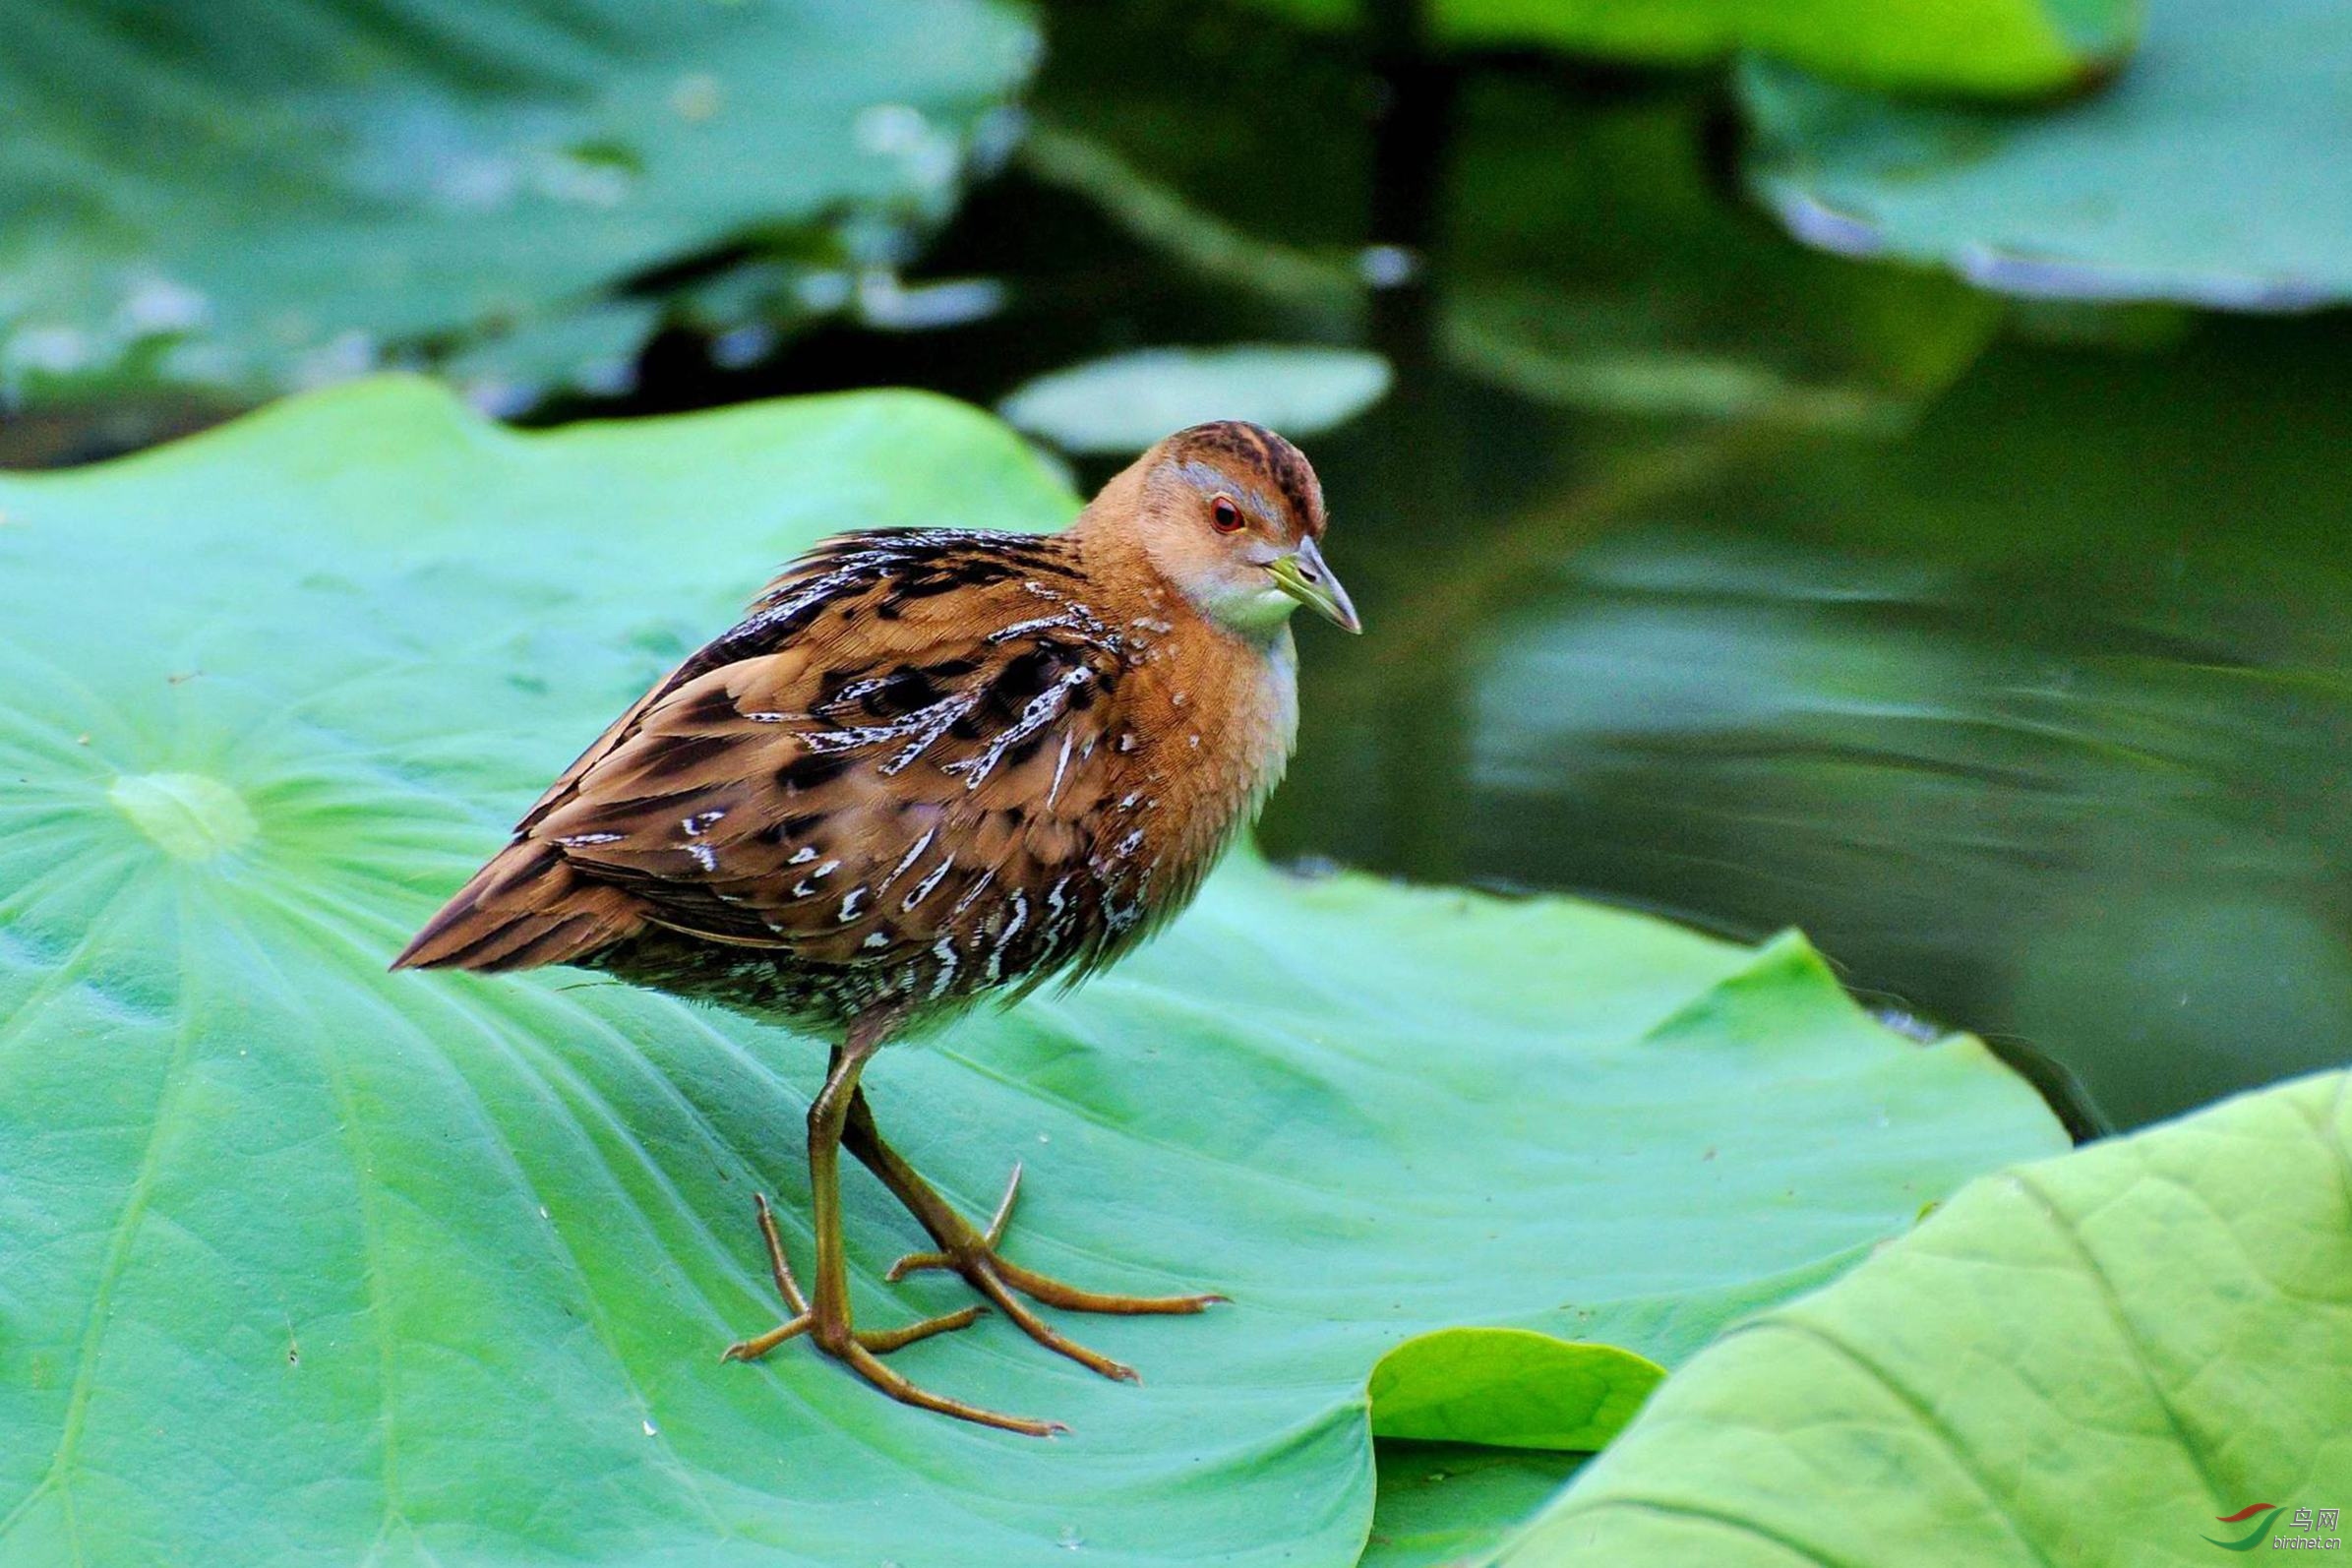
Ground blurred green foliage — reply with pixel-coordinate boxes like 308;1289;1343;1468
1744;0;2352;307
1241;0;2140;94
1439;81;2001;428
1029;11;2002;434
0;0;1035;409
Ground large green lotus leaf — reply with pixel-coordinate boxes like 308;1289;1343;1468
1741;0;2352;309
0;0;1034;407
1492;1068;2352;1564
1238;0;2136;95
0;379;2065;1565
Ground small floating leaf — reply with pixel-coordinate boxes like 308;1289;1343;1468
1000;345;1392;454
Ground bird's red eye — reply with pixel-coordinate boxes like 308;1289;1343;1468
1211;496;1244;533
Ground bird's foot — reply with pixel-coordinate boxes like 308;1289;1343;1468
722;1193;1062;1437
884;1162;1228;1384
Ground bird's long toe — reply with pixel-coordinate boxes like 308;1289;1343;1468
880;1162;1226;1382
992;1256;1228;1317
834;1340;1066;1438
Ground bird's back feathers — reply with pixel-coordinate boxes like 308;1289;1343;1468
392;523;1296;1030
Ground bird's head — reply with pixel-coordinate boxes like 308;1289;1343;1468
1102;420;1360;640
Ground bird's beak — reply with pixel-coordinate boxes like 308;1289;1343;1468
1266;537;1362;634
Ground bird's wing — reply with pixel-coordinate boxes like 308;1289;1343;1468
398;528;1150;987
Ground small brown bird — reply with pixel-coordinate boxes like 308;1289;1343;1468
392;421;1357;1434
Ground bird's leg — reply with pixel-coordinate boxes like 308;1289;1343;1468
723;1028;1061;1437
843;1088;1226;1384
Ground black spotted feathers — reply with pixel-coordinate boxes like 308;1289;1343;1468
397;527;1186;1033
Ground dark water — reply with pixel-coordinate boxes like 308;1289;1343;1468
343;7;2352;1129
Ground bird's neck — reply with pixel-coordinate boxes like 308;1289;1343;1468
1049;493;1298;904
1102;569;1297;857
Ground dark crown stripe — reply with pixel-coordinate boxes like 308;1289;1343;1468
1167;420;1324;534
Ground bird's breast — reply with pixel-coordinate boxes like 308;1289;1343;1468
1104;623;1298;892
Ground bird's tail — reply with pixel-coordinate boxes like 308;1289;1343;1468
391;839;645;973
